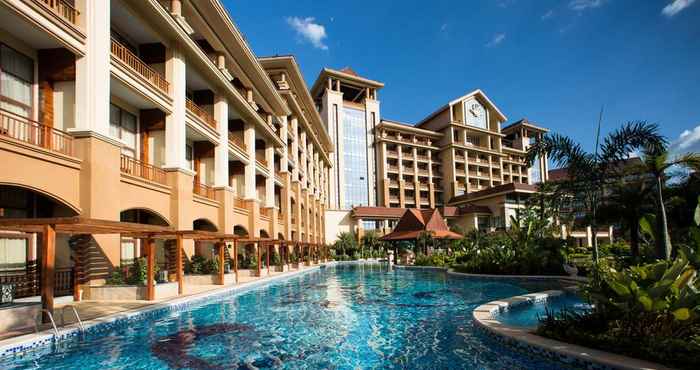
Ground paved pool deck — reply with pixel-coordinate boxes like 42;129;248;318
0;264;325;344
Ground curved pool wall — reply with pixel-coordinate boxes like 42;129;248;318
0;262;626;369
473;289;671;370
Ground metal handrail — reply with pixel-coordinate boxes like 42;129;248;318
60;305;84;332
35;309;59;339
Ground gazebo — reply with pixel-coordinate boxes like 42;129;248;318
380;209;462;263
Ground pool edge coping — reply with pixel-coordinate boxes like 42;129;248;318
0;264;328;359
472;289;672;370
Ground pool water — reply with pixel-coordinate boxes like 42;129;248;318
2;264;580;369
496;294;591;328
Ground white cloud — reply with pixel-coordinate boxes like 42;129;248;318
662;0;696;17
285;17;328;50
670;125;700;156
486;33;506;47
541;10;554;20
569;0;606;11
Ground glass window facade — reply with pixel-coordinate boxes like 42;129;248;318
342;107;368;208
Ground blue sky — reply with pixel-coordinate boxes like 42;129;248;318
225;0;700;154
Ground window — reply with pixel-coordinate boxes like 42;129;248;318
185;143;194;170
120;238;136;266
0;44;33;117
0;236;27;272
109;104;137;156
477;216;491;230
342;107;369;208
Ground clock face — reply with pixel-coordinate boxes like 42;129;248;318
465;100;487;129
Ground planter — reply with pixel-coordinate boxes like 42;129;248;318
237;269;265;277
273;265;289;272
86;282;178;301
183;273;237;285
291;263;302;269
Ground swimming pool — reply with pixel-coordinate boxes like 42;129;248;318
1;264;579;369
496;293;591;328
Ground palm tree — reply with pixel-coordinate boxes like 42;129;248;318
598;177;653;259
639;147;700;260
334;232;357;259
416;231;433;256
361;230;381;258
527;121;665;262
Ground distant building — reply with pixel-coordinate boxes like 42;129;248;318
311;69;549;241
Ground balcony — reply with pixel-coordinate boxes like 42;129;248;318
386;150;398;158
0;109;73;156
38;0;80;27
256;154;268;168
260;207;271;219
233;196;247;210
389;196;399;203
120;155;167;185
111;39;169;95
193;180;216;200
228;132;246;151
186;98;217;130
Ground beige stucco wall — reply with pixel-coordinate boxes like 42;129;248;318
324;209;353;243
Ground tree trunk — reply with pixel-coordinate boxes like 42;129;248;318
629;217;640;260
656;176;672;260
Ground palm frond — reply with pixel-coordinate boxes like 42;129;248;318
599;121;666;171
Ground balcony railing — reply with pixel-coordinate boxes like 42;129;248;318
111;39;169;94
193;180;216;200
186;98;217;130
233;196;247;209
228;132;246;151
260;207;271;219
120;155;167;185
256;155;268;168
39;0;80;26
0;109;73;156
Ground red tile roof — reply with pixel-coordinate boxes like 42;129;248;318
380;209;462;241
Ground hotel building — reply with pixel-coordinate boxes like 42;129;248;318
313;71;549;241
0;0;331;290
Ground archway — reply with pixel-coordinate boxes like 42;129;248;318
233;225;254;270
120;208;171;279
259;230;270;269
0;185;79;298
193;218;217;232
192;218;218;262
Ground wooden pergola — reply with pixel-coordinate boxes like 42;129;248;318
0;217;173;322
0;217;330;323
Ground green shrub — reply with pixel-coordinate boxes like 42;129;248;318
414;253;456;267
538;255;700;369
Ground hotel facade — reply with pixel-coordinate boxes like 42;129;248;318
313;69;549;242
0;0;332;289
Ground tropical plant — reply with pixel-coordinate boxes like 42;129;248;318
361;230;385;259
527;121;666;262
537;198;700;369
598;176;654;259
333;232;357;258
416;231;434;256
638;147;700;260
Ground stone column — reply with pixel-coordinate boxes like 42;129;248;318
74;0;110;136
164;46;187;170
214;94;229;187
